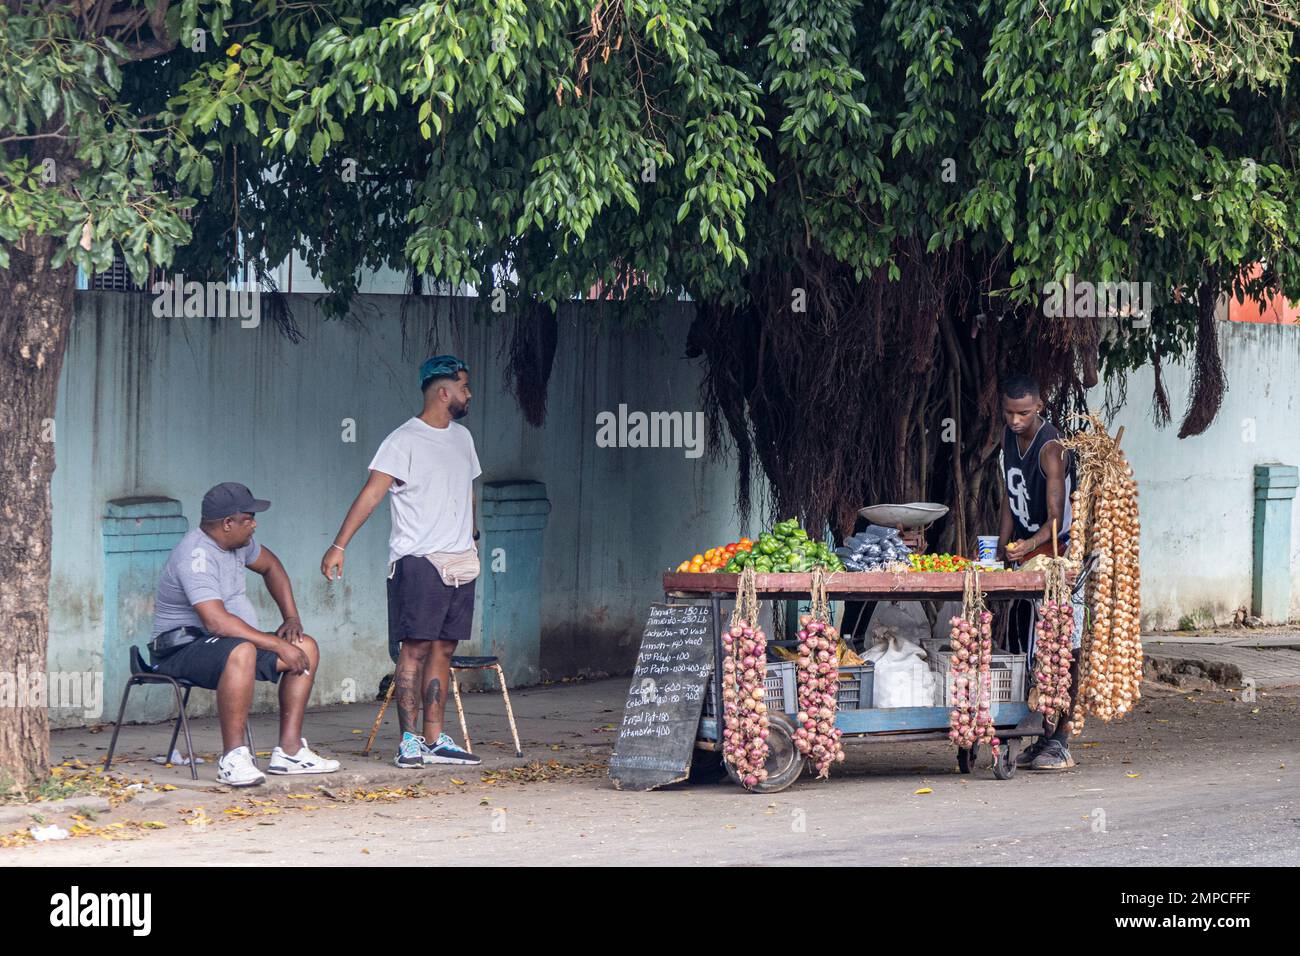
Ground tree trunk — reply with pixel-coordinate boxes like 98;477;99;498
0;228;77;788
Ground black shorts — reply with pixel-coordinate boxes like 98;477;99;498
387;555;475;659
151;634;282;689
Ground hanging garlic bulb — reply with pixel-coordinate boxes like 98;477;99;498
1060;417;1143;733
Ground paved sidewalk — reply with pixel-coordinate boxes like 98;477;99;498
1144;631;1300;649
7;638;1294;839
44;632;1300;791
0;677;629;838
8;681;1299;866
54;677;627;792
1143;636;1300;689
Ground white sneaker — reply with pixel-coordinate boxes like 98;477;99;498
217;746;266;787
267;738;341;775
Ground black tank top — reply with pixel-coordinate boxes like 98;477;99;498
1001;419;1074;544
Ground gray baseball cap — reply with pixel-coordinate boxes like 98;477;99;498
201;482;271;521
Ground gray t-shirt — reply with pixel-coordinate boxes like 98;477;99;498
151;528;262;637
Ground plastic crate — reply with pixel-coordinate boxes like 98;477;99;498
835;663;874;710
703;660;797;717
932;651;1027;706
704;660;874;716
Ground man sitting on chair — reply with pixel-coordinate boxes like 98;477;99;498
149;482;340;786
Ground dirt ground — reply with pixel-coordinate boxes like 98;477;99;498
4;680;1297;866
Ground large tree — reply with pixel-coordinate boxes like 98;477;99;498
2;1;1297;784
1;0;204;788
164;0;1300;539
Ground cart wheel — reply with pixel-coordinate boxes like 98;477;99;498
724;712;806;793
957;743;979;774
992;744;1017;780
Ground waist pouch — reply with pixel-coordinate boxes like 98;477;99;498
425;548;480;587
149;625;210;660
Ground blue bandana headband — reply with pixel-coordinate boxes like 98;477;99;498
419;354;468;389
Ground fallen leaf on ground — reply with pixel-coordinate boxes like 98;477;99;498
914;788;933;795
478;760;606;785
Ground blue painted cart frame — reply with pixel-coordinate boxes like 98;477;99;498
663;571;1057;783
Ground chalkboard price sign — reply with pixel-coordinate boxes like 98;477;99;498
608;602;715;791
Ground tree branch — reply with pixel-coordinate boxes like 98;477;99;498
112;0;177;62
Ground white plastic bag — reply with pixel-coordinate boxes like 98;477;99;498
864;631;938;708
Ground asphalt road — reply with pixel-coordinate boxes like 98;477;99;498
7;684;1298;866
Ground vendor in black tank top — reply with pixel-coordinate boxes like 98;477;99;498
997;374;1075;564
997;374;1084;773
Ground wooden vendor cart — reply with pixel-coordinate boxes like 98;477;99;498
662;569;1068;792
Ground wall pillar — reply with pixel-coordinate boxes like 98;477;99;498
1253;464;1297;624
102;497;187;723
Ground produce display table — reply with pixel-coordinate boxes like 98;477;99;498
664;570;1058;601
662;569;1068;788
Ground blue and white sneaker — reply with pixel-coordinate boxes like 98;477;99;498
422;733;481;766
394;732;427;769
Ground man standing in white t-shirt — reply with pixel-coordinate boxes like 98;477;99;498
321;355;482;768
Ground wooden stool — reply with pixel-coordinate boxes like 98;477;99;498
363;655;523;758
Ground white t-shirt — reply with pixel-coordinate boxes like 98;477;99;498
369;417;481;563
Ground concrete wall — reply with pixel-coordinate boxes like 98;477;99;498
45;295;1299;727
1100;322;1300;629
48;292;752;726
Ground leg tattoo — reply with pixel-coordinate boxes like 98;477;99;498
423;677;442;716
396;669;422;736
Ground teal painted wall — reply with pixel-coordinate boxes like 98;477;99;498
49;296;1299;728
1096;322;1300;628
48;293;755;726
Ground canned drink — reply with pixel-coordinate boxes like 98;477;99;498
977;535;999;563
